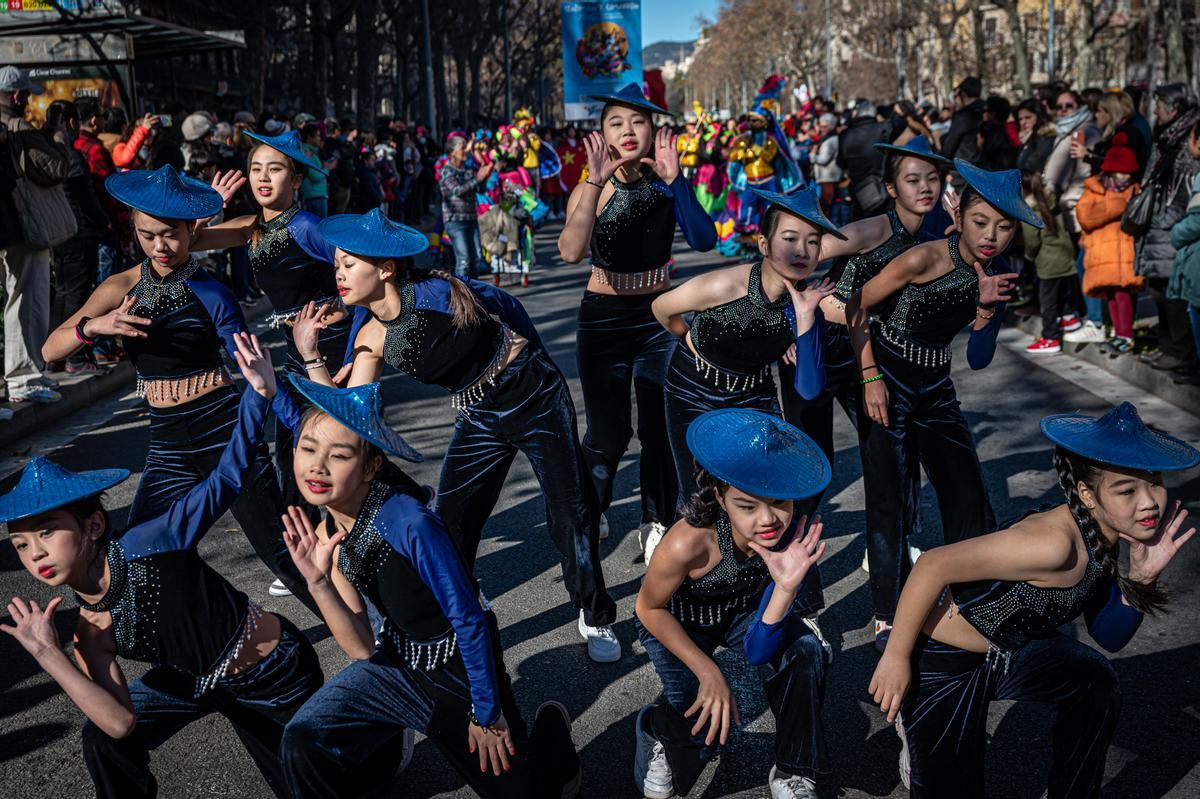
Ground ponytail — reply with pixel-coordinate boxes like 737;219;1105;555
405;264;486;328
1053;447;1169;614
682;467;729;528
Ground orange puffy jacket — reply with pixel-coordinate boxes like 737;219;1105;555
1075;176;1144;296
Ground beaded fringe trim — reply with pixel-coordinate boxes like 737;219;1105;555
195;601;264;697
136;367;231;402
381;627;459;672
591;265;667;291
692;350;772;393
667;595;753;628
879;324;952;369
451;326;517;411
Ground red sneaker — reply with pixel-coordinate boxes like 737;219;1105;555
1026;337;1062;354
1058;314;1082;333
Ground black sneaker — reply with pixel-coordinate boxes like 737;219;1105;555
533;701;581;799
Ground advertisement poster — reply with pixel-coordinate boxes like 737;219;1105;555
560;1;643;121
24;64;128;126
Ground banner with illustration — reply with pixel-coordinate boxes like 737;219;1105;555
560;1;643;121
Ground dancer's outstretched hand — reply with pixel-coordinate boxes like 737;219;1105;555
748;515;826;593
975;263;1019;306
785;277;836;327
84;295;151;340
292;302;331;362
232;332;275;398
281;506;345;587
583;131;638;185
1127;500;1196;585
641;127;680;184
1;596;63;661
869;651;910;724
210;170;246;208
685;667;740;746
468;713;517;776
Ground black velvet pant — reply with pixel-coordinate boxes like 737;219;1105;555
435;346;616;626
576;290;677;524
860;335;995;622
901;634;1120;798
636;610;830;795
82;616;323;798
125;386;318;618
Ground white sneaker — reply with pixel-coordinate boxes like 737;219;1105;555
769;764;818;799
909;545;922;564
598;513;610;540
0;407;13;421
396;727;415;774
577;610;621;663
634;705;674;799
861;547;870;573
8;385;61;403
1063;320;1105;343
268;579;293;597
640;522;666;564
896;712;911;789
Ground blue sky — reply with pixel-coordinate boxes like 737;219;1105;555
642;0;719;45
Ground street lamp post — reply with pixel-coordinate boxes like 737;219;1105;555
1047;0;1056;81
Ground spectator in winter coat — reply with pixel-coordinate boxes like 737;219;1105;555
812;112;842;215
837;99;909;219
940;76;985;163
1135;84;1200;378
1167;121;1200;385
1015;98;1056;175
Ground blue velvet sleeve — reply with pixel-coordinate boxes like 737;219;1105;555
966;301;1005;370
789;308;826;401
273;380;304;437
744;583;797;665
345;306;373;367
383;496;502;725
666;174;717;252
1085;580;1144;653
464;278;544;349
289;211;337;265
121;389;270;558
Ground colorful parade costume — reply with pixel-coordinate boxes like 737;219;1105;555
0;389;324;799
897;403;1195;797
636;410;833;797
726;76;803;237
102;166;314;613
277;376;581;799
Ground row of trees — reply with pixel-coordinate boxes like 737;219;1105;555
685;0;1200;114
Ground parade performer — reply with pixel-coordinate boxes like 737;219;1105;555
276;376;582;798
191;130;354;512
780;137;949;495
651;185;840;504
844;160;1028;647
869;402;1198;797
557;82;717;549
291;209;621;662
40;165;315;612
556;123;587;194
692;103;729;216
1;335;324;799
633;409;832;799
727;76;803;234
676;118;701;184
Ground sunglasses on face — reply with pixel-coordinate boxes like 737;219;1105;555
1057;103;1077;111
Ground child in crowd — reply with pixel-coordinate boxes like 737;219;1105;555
1075;134;1143;356
1022;171;1079;354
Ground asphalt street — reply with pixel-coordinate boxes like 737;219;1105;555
2;225;1199;799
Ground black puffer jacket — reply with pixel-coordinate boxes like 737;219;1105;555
1136;110;1200;280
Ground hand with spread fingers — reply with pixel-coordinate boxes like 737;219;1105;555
1;596;64;662
1127;500;1196;585
82;295;152;340
641;127;680;184
748;515;826;593
281;505;345;587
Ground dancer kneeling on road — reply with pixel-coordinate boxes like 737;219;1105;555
633;409;832;799
0;335;324;799
276;375;581;799
292;208;620;662
869;401;1198;797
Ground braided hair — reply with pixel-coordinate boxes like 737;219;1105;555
362;254;486;329
682;467;729;528
1053;447;1169;614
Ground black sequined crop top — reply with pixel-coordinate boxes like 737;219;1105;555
590;172;677;272
123;258;234;382
688;262;795;374
951;515;1107;651
667;514;771;629
879;234;980;352
381;277;507;393
248;206;340;325
830;209;919;303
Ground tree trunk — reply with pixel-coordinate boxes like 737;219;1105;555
354;0;380;131
311;0;331;117
1074;0;1094;88
454;49;468;129
432;30;450;135
999;0;1030;97
970;0;986;92
1165;0;1186;82
1147;0;1159;100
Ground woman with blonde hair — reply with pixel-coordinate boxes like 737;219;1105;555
1082;90;1150;182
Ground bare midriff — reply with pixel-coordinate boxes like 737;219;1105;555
586;267;671;296
919;590;990;654
227;610;283;675
139;367;234;408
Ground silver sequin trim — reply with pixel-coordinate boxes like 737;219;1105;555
194;601;264;697
591;265;667;290
130;257;203;317
668;514;767;628
380;625;459;672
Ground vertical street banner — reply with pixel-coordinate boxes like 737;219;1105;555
561;1;643;121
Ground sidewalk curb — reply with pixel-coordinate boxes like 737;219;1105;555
0;298;272;453
1007;307;1200;415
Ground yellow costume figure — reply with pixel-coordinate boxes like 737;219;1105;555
729;120;778;182
514;107;540;172
677;123;700;182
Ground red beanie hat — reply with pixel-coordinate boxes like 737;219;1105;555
1101;132;1139;174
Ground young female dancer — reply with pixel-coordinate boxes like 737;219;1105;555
291;209;620;662
780;136;948;471
651;184;840;504
634;409;832;799
276;375;581;798
557;82;717;546
844;160;1029;646
1;335;324;799
40;165;314;613
870;402;1198;796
